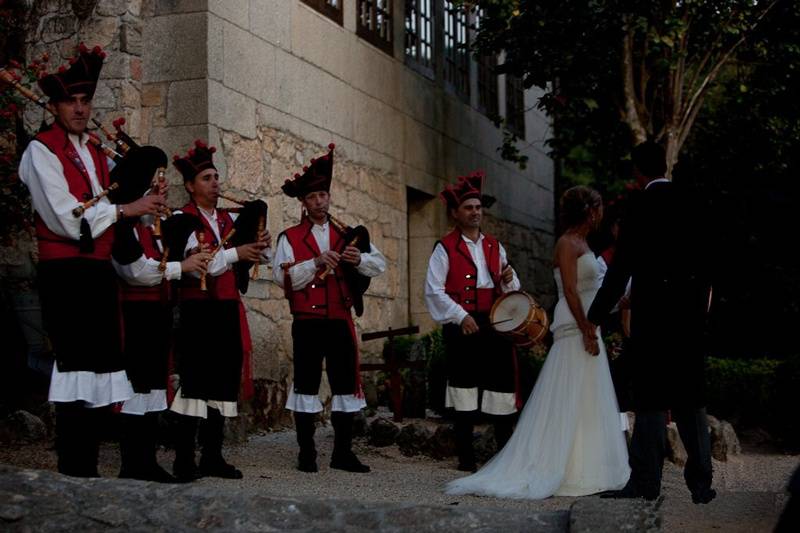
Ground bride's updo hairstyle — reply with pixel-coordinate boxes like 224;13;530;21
560;186;602;230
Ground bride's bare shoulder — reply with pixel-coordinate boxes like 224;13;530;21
553;235;581;268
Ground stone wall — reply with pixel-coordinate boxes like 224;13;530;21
8;0;557;427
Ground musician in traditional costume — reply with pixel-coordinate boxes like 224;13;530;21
424;171;521;472
112;178;210;482
18;43;165;477
274;144;386;474
169;140;271;481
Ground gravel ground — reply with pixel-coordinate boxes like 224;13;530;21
1;423;796;532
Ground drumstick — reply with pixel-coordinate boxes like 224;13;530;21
489;317;514;327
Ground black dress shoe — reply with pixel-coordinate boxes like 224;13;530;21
297;451;318;473
456;461;477;473
691;488;717;504
173;459;199;483
330;452;371;473
198;458;243;479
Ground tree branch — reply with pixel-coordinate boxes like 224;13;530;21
622;23;648;143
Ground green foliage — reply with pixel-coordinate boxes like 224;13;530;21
706;356;800;449
0;53;47;245
466;0;782;191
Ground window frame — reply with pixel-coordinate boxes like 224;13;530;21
356;0;395;56
442;0;470;100
404;0;435;79
300;0;343;26
505;74;526;139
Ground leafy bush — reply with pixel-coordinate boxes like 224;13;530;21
706;356;800;450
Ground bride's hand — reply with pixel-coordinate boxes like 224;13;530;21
583;332;600;356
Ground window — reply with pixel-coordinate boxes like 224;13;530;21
443;0;469;98
477;54;498;118
300;0;343;25
357;0;394;55
474;9;498;117
506;74;526;138
405;0;434;73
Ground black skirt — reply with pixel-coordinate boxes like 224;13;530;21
121;301;173;393
443;312;516;394
37;258;124;373
176;299;243;402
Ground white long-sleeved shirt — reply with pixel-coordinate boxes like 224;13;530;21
181;207;272;277
112;224;182;285
19;132;118;240
425;233;520;325
272;221;386;290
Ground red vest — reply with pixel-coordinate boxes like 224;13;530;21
33;123;114;261
119;223;170;303
440;229;502;314
282;217;353;320
178;203;239;301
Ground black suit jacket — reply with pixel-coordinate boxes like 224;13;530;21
588;181;712;410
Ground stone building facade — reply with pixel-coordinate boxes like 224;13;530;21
10;0;555;427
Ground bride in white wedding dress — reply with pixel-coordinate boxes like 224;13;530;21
446;186;630;499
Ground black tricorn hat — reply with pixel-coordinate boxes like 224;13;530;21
38;43;105;101
281;143;335;199
172;139;217;182
440;170;496;210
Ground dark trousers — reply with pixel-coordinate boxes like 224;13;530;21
629;408;713;498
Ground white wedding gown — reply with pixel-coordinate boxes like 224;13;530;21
446;252;630;499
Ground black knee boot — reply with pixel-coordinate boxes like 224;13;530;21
453;410;476;472
294;412;318;473
55;402;85;477
119;413;144;479
492;414;515;452
172;414;199;482
141;412;177;483
198;407;242;479
330;412;370;473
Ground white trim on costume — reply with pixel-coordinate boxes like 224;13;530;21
169;387;238;418
331;394;366;413
120;390;168;415
481;390;517;415
445;384;479;412
48;366;133;407
285;390;324;413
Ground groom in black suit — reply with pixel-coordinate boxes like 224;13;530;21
587;141;716;504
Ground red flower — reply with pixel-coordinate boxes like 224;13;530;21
328;143;335;150
78;42;88;54
173;154;180;161
9;59;21;68
58;65;67;73
188;149;195;157
7;103;18;113
209;146;216;153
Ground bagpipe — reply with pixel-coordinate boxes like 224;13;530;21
218;193;268;294
324;213;371;317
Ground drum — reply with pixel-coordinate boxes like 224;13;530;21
489;290;549;347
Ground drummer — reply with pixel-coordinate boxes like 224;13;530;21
424;170;521;472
